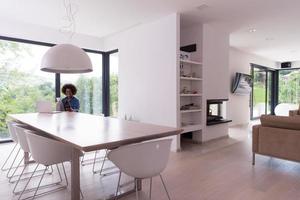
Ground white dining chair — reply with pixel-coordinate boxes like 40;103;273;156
21;131;83;200
36;100;52;113
2;121;22;173
108;139;172;200
12;126;58;196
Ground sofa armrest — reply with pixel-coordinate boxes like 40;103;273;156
289;110;299;117
252;125;261;153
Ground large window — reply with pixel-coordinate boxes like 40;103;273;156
61;53;103;115
0;37;118;142
109;52;119;117
0;39;54;140
251;65;275;119
278;69;300;104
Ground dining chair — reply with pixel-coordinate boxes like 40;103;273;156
12;126;57;196
22;131;83;200
2;121;21;173
36;100;52;113
108;139;172;200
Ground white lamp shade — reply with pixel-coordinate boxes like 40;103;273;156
41;44;93;73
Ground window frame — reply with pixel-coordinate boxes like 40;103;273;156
0;35;117;142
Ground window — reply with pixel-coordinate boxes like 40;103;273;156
109;52;119;117
60;52;103;115
0;39;54;140
0;37;117;142
278;69;300;105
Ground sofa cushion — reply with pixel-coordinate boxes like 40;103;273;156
260;115;300;131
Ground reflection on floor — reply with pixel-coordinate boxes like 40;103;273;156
1;124;300;200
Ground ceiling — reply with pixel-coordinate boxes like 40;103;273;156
1;0;300;62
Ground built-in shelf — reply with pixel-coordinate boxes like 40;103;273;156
180;59;202;65
180;93;202;97
180;109;201;113
181;124;202;133
180;77;202;81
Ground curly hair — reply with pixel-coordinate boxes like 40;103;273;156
62;83;77;95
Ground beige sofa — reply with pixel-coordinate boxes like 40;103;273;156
289;104;300;116
252;114;300;165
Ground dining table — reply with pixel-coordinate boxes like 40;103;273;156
9;112;182;200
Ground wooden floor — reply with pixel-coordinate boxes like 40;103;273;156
1;124;300;200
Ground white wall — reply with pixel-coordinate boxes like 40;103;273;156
202;23;230;142
228;47;279;126
103;14;179;128
0;17;104;51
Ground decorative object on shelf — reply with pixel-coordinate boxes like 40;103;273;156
180;103;201;111
40;0;92;74
180;51;191;61
180;87;199;95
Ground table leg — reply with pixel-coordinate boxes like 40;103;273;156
24;152;29;164
71;148;81;200
137;179;142;191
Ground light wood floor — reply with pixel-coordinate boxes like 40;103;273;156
1;124;300;200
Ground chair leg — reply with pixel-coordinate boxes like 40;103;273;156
149;178;152;200
1;143;18;171
9;155;25;182
61;163;68;186
32;166;47;200
56;164;63;183
159;174;171;200
92;151;98;173
18;164;39;200
13;162;28;194
114;171;122;200
81;153;85;165
99;149;108;175
252;153;255;165
7;147;21;178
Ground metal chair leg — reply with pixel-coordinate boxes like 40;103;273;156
159;174;171;200
9;155;25;181
61;163;69;186
92;151;98;173
18;164;39;200
99;149;108;175
1;143;18;171
252;153;255;165
6;147;21;178
13;162;28;194
149;177;152;200
114;171;122;200
32;166;47;199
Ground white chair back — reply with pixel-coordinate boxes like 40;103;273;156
36;101;52;113
25;131;75;166
14;126;31;152
108;139;172;179
7;121;19;142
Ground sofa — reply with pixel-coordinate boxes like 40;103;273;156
252;114;300;165
289;104;300;116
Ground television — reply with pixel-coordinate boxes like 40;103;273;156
232;73;252;95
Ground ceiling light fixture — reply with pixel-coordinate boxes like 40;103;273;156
248;28;257;33
40;0;92;73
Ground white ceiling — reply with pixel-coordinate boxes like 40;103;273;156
1;0;300;62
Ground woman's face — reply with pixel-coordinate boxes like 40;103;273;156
65;88;73;98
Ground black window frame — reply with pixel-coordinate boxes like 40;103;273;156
0;35;117;142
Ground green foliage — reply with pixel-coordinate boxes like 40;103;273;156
110;74;118;117
279;70;300;104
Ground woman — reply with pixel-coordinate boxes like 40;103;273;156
59;84;80;112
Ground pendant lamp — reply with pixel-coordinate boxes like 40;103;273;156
41;43;92;73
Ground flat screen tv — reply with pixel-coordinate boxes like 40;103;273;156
232;73;252;95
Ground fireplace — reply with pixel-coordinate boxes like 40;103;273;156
207;99;232;126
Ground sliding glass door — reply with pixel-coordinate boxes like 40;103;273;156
278;68;300;105
251;65;275;119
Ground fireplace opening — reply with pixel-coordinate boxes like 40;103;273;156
207;99;232;126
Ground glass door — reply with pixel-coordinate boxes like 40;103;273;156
251;65;275;119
